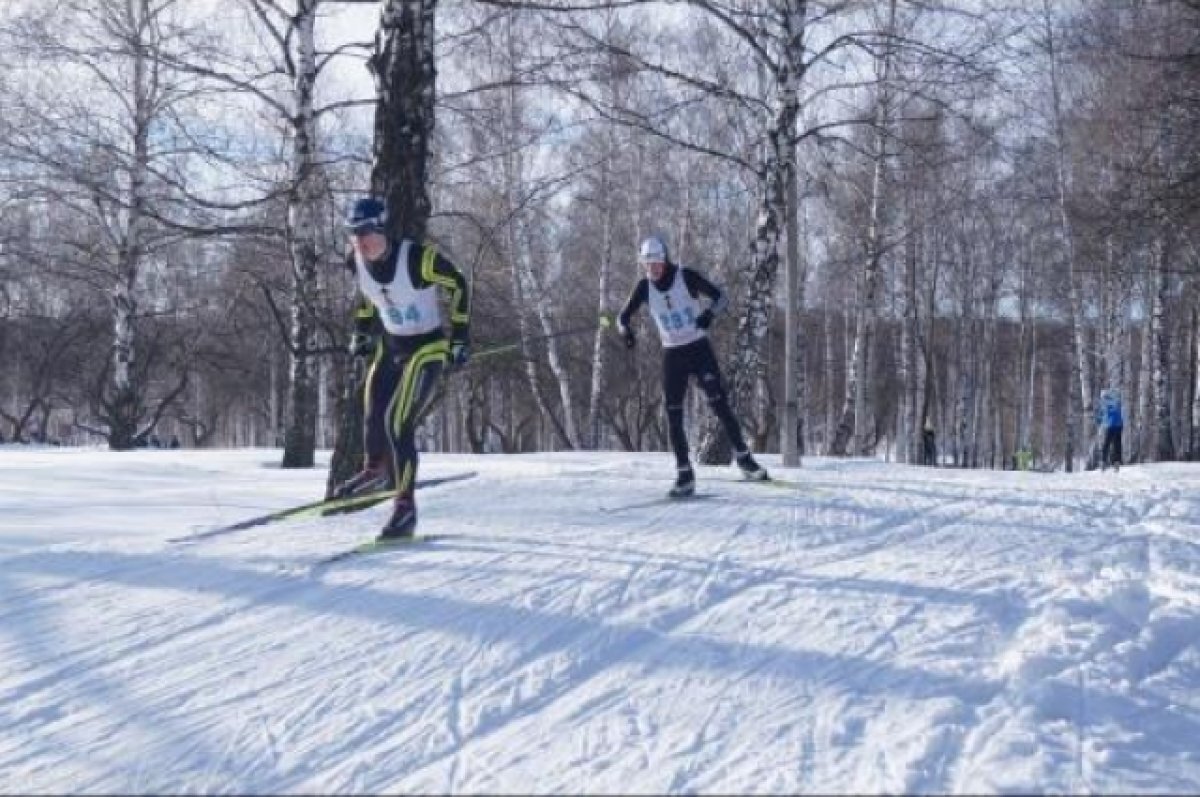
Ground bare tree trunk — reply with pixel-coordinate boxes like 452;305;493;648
974;264;998;469
370;0;435;239
329;0;437;493
1152;234;1176;461
107;0;155;451
953;239;975;468
1191;306;1200;459
1016;234;1034;456
828;0;894;458
781;3;806;467
900;204;921;463
1101;202;1126;394
587;149;614;448
518;228;581;449
498;12;579;450
1042;0;1090;471
281;0;320;469
698;0;807;465
1134;272;1154;463
1042;365;1055;466
822;305;836;453
698;118;789;464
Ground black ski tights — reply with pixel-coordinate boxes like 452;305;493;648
662;338;748;469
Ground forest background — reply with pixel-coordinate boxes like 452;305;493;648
1;0;1197;482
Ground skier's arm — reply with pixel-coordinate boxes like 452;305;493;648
409;244;470;342
343;248;380;355
352;297;378;334
683;268;729;316
616;279;649;335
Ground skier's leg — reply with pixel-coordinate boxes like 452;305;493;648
364;345;399;468
381;339;448;537
693;341;767;478
335;347;399;497
662;348;695;495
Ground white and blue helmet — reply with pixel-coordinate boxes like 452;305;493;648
638;235;668;265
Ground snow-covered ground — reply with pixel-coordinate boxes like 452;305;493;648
2;446;1198;794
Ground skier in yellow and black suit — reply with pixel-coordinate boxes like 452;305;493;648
335;197;470;539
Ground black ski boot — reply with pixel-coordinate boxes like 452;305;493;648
378;496;417;540
736;451;769;481
334;460;392;499
668;466;695;498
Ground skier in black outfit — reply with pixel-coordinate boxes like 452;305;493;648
616;235;768;497
334;197;471;539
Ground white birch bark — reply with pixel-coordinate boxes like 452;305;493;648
780;1;806;468
697;0;806;465
1151;234;1175;460
103;0;157;450
1042;0;1091;471
500;13;579;449
899;195;920;464
281;0;321;468
828;0;894;457
586;146;615;448
1134;272;1154;463
1016;233;1035;455
823;305;836;453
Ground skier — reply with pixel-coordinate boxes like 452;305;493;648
1095;388;1124;471
616;234;769;497
334;197;471;539
922;419;937;467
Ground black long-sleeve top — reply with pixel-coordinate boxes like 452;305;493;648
616;262;727;332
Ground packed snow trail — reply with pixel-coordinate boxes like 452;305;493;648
1;448;1198;793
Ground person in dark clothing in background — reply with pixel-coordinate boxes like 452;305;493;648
616;234;768;498
335;197;471;539
922;420;937;467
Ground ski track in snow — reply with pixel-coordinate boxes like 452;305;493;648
1;448;1199;793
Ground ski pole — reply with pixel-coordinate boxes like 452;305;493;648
472;313;613;362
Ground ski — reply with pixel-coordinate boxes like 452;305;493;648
601;493;719;513
715;475;820;492
309;534;447;568
170;471;477;543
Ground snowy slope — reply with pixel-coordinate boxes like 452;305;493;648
1;447;1198;794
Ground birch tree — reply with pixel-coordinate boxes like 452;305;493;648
498;10;582;449
327;0;437;490
1034;0;1092;471
0;0;207;449
160;0;376;468
281;0;325;467
827;0;897;457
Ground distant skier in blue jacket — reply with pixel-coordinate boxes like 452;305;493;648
1095;388;1124;471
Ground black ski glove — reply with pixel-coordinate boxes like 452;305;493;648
619;325;636;349
695;309;715;330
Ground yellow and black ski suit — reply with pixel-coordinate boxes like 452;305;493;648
347;239;469;499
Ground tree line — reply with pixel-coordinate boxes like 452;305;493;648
1;0;1197;479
